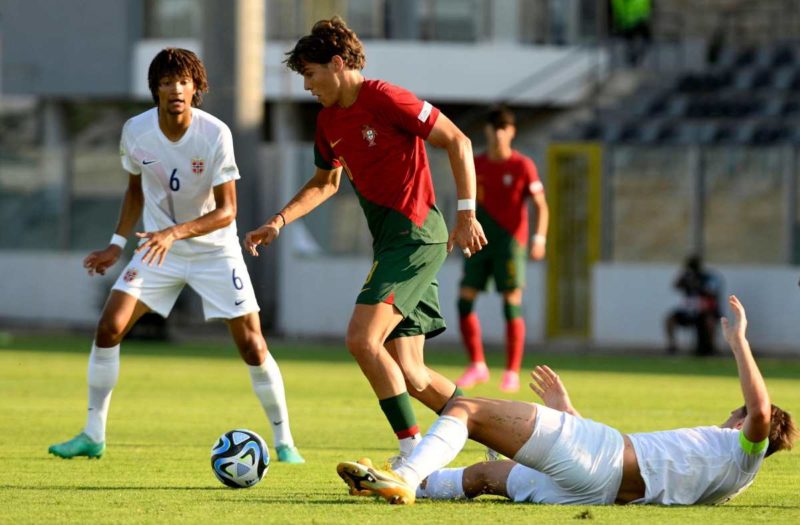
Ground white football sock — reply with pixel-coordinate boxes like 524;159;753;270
84;342;120;443
399;434;421;457
417;468;466;500
248;352;294;447
395;415;469;490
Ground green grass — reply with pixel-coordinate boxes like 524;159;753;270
1;335;799;524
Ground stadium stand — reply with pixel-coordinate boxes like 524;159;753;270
564;42;800;146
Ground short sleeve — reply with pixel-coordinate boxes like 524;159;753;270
378;83;440;139
314;121;340;170
211;127;240;187
119;122;141;175
524;157;543;195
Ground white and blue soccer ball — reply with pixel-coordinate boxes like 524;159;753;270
210;429;270;488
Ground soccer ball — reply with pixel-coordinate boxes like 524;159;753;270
210;429;270;488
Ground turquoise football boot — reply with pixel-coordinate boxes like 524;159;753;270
48;432;105;459
275;444;305;464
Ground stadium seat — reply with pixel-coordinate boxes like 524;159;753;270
770;44;796;67
772;67;796;89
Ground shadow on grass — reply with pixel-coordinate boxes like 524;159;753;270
0;485;224;491
3;335;800;380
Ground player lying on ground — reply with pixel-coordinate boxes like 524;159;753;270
338;295;796;505
48;48;303;463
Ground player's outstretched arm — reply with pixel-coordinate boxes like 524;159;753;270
721;295;771;444
426;113;487;257
244;166;342;256
83;174;144;276
529;365;581;418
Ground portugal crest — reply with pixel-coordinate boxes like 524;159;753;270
362;125;377;147
191;157;205;175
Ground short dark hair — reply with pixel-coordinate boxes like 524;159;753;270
486;105;515;129
284;16;366;73
147;48;209;107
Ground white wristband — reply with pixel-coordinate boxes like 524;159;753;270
532;234;546;245
457;198;476;211
110;233;127;249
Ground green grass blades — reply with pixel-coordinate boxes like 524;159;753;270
1;336;799;524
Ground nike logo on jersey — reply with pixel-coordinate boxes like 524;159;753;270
360;287;370;293
272;420;283;426
330;138;343;148
142;159;158;165
235;299;246;306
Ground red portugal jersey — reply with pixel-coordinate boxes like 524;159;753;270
313;79;448;250
474;150;543;246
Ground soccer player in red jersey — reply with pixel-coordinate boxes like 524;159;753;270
455;106;549;392
244;17;487;464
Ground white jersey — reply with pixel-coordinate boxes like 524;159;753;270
629;427;765;505
119;107;241;257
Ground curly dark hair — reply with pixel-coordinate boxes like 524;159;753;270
147;48;209;107
284;16;365;73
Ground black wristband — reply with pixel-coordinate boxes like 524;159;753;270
275;212;287;228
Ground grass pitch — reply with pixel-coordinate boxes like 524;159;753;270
1;335;799;524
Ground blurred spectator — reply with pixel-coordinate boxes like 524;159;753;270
665;255;723;356
610;0;652;66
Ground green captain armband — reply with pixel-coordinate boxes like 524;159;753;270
739;431;769;455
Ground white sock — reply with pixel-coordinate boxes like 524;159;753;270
417;468;466;500
84;342;120;443
399;434;421;457
395;415;469;490
248;352;294;448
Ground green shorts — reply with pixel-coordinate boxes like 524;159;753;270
356;243;447;341
461;233;526;292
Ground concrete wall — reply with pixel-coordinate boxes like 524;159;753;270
275;238;547;345
593;262;800;353
0;251;113;326
0;0;139;96
133;40;607;106
1;250;798;355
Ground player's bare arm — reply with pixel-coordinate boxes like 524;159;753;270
426;113;487;257
244;166;342;256
721;295;772;443
529;191;549;261
83;174;144;276
136;180;237;267
529;365;581;417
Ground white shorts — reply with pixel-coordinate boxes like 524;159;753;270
112;248;259;321
508;404;624;505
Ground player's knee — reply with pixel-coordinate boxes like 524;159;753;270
345;332;382;359
95;316;127;346
237;334;267;366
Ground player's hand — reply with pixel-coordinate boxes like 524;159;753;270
720;294;748;346
529;243;546;261
135;228;176;267
448;211;487;258
529;365;575;414
243;224;280;257
83;246;123;276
